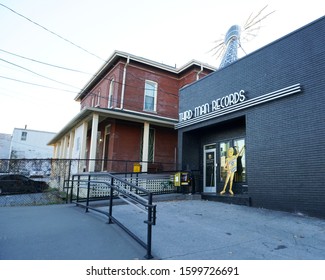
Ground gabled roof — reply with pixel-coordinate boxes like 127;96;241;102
74;50;216;101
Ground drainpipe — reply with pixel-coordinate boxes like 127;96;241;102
120;56;130;109
196;64;203;80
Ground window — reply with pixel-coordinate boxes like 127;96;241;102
144;80;157;112
96;90;101;107
219;138;246;183
219;141;231;182
21;131;27;141
233;138;246;183
108;79;114;108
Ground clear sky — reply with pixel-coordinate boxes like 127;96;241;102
0;0;324;134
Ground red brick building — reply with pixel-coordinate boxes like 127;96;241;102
48;51;215;172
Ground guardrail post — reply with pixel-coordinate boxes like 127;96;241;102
69;175;75;203
76;176;80;204
108;176;113;224
135;173;139;194
145;192;154;259
85;174;91;212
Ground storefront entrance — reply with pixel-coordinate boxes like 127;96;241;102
203;138;246;194
203;144;217;193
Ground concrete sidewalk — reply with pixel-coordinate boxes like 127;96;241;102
1;196;325;260
0;203;146;260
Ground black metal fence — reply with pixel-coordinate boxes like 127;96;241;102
0;159;187;205
0;191;65;207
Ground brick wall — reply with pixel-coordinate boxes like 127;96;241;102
123;63;179;118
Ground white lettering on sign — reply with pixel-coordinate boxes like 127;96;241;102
179;90;246;122
179;110;193;121
212;90;246;110
194;103;210;117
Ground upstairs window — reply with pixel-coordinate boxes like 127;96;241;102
96;90;101;107
108;79;114;108
21;131;27;141
144;80;157;112
91;95;95;107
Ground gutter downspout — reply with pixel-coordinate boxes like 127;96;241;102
120;56;130;109
196;64;203;80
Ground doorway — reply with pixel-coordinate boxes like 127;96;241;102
102;125;111;171
203;144;217;193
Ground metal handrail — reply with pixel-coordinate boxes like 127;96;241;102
71;172;156;259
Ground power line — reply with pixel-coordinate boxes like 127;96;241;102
0;48;91;74
0;3;106;62
0;57;82;90
0;75;79;94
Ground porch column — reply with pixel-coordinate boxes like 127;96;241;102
62;135;68;158
68;130;75;158
79;121;88;172
88;114;99;172
80;121;88;159
59;140;64;159
53;144;58;158
141;122;150;172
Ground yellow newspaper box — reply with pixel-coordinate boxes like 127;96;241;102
133;163;141;172
174;172;181;187
174;172;190;187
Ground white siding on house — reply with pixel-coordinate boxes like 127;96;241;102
0;133;11;159
9;128;55;159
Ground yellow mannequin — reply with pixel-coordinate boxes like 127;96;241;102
220;146;245;195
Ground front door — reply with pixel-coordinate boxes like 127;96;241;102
102;125;111;171
203;145;217;193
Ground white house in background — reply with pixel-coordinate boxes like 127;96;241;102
9;128;56;159
0;133;11;159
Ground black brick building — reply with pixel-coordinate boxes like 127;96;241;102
176;16;325;218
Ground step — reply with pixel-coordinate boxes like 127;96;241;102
201;193;251;206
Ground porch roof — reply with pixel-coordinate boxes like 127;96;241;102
47;107;178;145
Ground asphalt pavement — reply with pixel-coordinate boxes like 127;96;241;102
1;194;325;260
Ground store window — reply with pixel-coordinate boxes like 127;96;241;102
233;138;246;183
219;138;246;183
144;80;157;112
219;141;231;183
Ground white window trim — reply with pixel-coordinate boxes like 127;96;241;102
108;79;114;108
96;90;101;107
21;131;27;141
91;95;95;107
143;80;158;112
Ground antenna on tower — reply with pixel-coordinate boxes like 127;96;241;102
219;25;241;68
210;5;275;69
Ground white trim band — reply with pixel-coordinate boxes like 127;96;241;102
175;84;302;129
